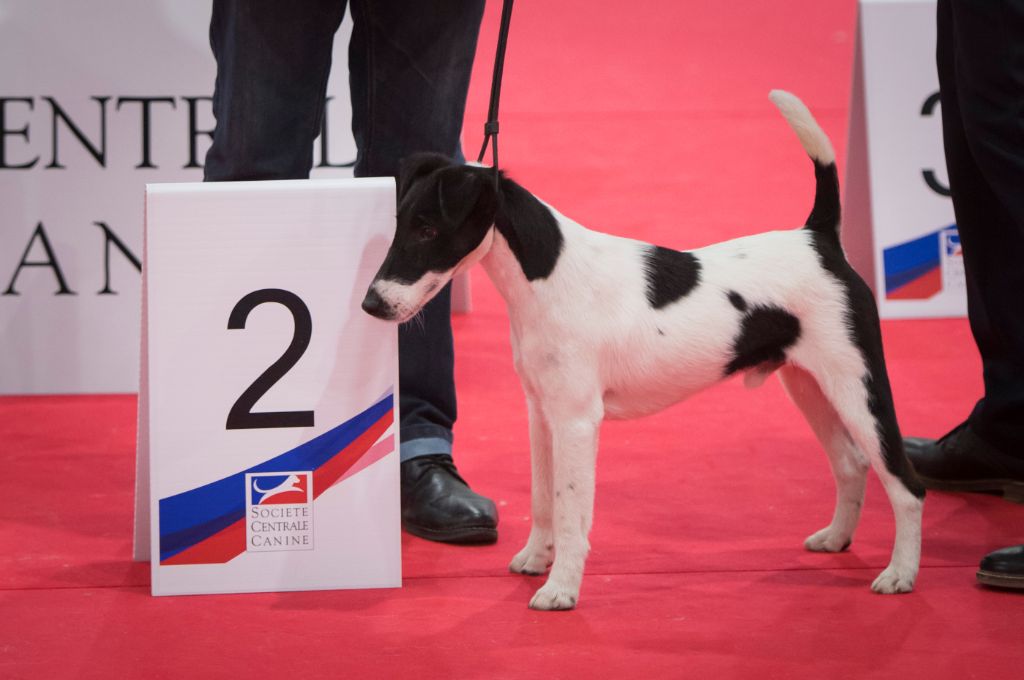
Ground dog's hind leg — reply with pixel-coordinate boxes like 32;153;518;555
801;357;924;594
528;397;602;611
510;399;555;576
779;364;868;553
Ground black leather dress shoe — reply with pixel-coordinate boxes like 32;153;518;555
400;454;498;544
977;545;1024;590
904;423;1024;502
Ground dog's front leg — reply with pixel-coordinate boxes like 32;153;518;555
510;399;555;575
529;403;601;611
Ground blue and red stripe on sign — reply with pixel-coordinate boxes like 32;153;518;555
158;393;393;565
883;225;958;300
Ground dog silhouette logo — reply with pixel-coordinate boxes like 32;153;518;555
250;473;309;505
942;229;962;258
245;471;315;552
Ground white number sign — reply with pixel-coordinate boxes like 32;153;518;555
844;0;964;319
135;178;401;596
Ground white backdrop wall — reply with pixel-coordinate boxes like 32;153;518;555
0;0;356;394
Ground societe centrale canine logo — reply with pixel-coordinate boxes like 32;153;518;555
244;472;314;553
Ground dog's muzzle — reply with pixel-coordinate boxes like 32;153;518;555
361;285;394;320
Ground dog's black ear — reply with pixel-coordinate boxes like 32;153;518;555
397;153;454;200
436;167;499;226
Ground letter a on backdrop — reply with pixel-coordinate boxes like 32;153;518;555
134;178;401;596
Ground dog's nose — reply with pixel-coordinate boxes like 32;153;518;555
361;286;392;320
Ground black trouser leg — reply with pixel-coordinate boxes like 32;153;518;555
938;0;1024;455
348;0;485;457
205;0;347;181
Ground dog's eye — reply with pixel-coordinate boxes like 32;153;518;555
418;225;439;241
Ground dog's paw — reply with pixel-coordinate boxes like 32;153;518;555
509;547;552;576
871;565;916;594
528;583;578;611
509;539;553;576
804;527;852;553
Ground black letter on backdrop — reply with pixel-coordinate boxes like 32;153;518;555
316;97;355;169
116;97;176;169
3;222;76;296
184;96;213;170
0;97;40;169
45;96;109;169
95;221;141;295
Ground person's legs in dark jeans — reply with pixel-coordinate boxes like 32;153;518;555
348;0;481;460
205;0;497;543
905;0;1024;588
940;0;1024;457
205;0;346;182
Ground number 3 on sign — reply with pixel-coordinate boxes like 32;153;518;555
226;288;315;430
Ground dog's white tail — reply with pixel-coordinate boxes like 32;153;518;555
770;90;835;166
770;90;840;235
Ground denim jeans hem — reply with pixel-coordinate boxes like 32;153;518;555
400;435;453;462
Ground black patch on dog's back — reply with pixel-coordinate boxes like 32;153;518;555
727;291;747;311
495;178;564;281
808;231;925;498
725;306;801;375
643;246;701;309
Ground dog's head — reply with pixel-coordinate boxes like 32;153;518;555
362;153;500;322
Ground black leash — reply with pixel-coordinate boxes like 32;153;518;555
476;0;515;187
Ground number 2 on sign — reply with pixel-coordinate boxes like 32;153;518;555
226;288;315;430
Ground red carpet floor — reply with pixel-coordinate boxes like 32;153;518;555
3;1;1022;678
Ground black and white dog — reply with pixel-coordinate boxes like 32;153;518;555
362;91;924;610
